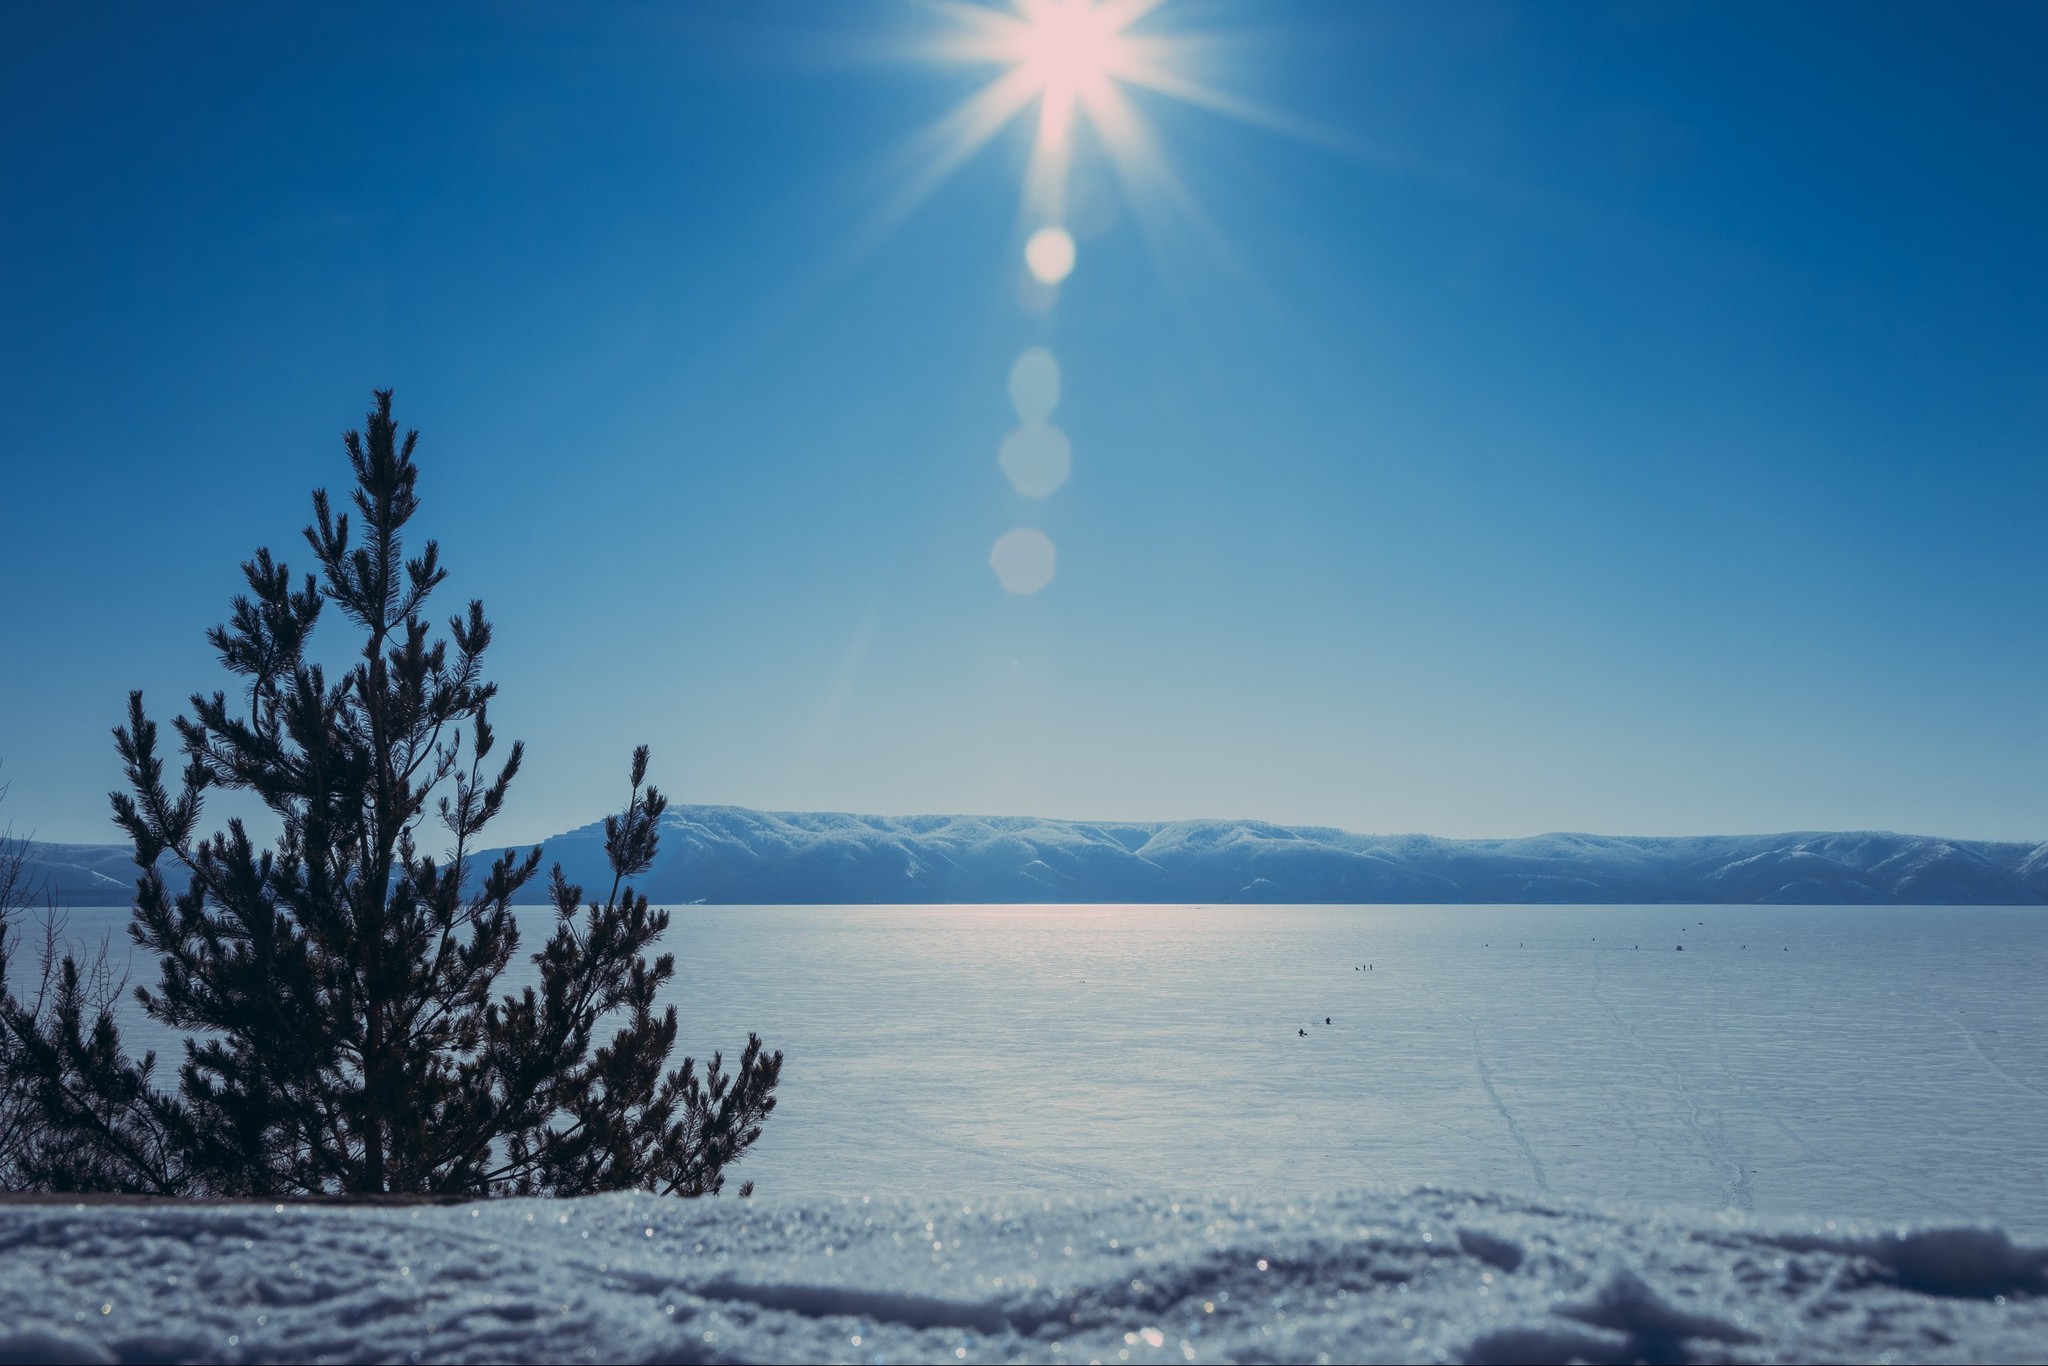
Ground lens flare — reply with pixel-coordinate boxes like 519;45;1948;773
1024;226;1076;283
1007;346;1061;423
999;424;1072;498
990;527;1058;594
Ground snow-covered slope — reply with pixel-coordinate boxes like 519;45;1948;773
6;841;159;907
2;1187;2042;1363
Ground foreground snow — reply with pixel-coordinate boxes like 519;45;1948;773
2;1188;2043;1364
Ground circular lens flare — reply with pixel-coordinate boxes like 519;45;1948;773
1007;346;1061;423
999;424;1072;498
990;527;1057;594
1025;226;1076;283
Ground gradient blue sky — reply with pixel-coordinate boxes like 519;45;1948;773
3;1;2045;846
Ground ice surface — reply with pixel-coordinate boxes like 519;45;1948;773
2;1187;2044;1363
644;902;2048;1234
53;903;2048;1238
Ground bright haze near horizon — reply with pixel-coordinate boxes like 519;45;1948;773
1;1;2044;848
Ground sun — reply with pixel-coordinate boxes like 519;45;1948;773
894;1;1303;300
914;0;1242;230
1007;0;1138;152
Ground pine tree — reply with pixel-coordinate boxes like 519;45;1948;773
0;391;780;1197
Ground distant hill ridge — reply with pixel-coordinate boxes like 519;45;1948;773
21;806;2046;906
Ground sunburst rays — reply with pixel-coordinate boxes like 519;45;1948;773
910;0;1268;235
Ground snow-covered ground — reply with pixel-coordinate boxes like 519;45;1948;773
3;1187;2044;1363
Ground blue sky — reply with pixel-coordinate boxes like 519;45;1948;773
2;1;2044;846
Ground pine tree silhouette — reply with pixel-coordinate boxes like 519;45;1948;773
0;392;779;1197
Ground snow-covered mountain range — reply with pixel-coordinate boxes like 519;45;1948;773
25;808;2044;906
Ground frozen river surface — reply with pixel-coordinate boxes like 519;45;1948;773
65;903;2048;1234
